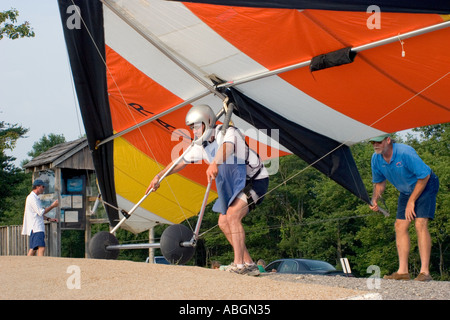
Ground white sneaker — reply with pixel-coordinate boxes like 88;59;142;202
221;263;236;271
242;264;260;276
227;265;243;274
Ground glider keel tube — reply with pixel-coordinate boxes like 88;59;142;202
105;242;161;250
89;233;161;259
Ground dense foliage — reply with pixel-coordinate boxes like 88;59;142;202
178;124;450;279
1;124;448;280
0;121;30;224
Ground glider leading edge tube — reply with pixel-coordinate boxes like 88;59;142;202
109;142;195;234
109;112;216;234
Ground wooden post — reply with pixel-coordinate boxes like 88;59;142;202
54;168;62;257
85;212;91;258
149;227;154;263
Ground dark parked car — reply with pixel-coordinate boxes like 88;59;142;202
265;258;353;276
145;256;170;264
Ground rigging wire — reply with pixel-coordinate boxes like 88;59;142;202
240;70;449;213
110;210;382;245
64;52;84;139
68;0;198;230
178;208;385;241
67;1;448;235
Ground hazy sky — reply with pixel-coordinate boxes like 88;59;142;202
1;0;84;166
1;1;418;168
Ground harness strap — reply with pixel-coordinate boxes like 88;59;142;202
242;166;262;211
216;124;263;179
242;183;256;211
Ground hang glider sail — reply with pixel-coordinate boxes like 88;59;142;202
58;0;450;234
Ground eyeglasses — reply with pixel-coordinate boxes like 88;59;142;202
189;124;202;130
370;139;386;145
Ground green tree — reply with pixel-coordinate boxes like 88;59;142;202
0;8;35;40
86;124;448;279
0;121;28;150
61;230;85;258
350;137;400;276
0;121;29;223
353;126;449;279
409;124;450;279
26;133;66;160
1;131;67;225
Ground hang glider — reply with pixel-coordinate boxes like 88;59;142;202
58;0;450;240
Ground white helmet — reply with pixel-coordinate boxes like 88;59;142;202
185;104;216;144
185;104;216;129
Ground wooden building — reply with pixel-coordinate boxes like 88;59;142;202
23;137;104;257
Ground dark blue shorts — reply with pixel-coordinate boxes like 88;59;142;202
251;177;269;205
242;177;269;212
397;172;439;220
30;231;45;250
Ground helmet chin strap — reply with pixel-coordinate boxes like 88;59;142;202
193;126;214;145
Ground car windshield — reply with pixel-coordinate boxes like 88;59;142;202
302;260;335;271
154;256;170;264
265;261;282;272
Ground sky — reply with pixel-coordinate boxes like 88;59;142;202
1;0;84;167
1;1;420;168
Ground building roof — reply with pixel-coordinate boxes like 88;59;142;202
23;137;94;171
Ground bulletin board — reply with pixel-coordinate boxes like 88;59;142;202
61;174;86;230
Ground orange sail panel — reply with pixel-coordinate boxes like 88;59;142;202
59;0;450;234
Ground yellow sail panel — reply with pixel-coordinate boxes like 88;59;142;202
114;137;218;228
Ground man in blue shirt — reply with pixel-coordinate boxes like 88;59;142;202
369;134;439;281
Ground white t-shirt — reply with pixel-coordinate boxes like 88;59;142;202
183;126;268;180
22;191;45;235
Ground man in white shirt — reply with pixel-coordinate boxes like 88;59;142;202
147;105;269;275
22;179;58;256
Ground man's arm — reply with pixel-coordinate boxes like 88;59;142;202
43;200;59;222
370;181;386;212
146;161;187;193
206;142;234;182
43;200;58;214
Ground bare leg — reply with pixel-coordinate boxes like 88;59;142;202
219;198;252;265
37;246;45;256
218;214;233;246
415;218;431;275
395;219;411;274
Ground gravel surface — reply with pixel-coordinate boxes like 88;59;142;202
1;256;448;300
0;256;365;300
261;273;450;300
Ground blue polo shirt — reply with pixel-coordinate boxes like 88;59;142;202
371;143;431;195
